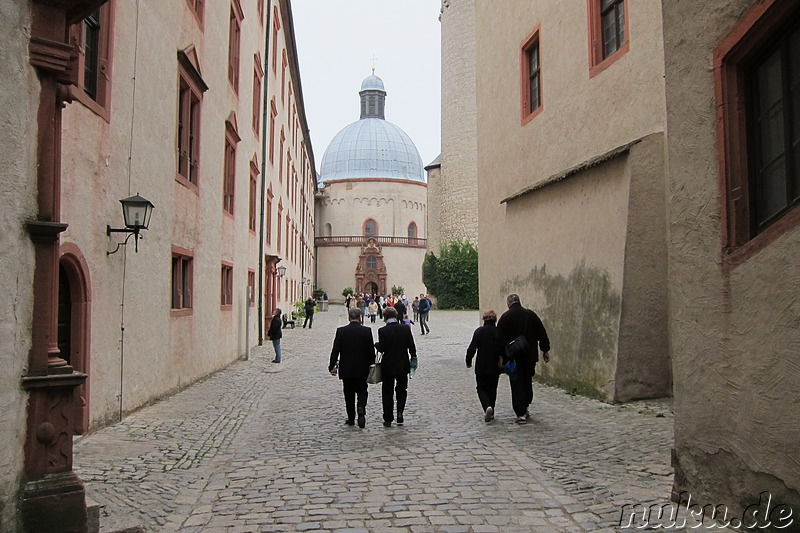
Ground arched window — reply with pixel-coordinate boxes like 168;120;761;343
364;218;377;237
407;222;417;240
366;255;377;269
324;223;332;238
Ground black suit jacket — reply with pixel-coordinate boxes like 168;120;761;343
329;322;375;380
375;321;417;378
496;303;550;374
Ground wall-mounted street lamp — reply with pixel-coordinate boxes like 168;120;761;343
107;194;155;255
276;265;287;278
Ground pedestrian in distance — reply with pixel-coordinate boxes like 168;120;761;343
303;297;316;328
268;308;283;363
496;294;551;424
466;310;502;422
418;294;431;335
328;308;376;428
374;307;417;427
412;296;420;323
394;298;407;322
368;299;379;323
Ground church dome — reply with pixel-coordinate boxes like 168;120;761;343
360;73;385;91
319;72;425;183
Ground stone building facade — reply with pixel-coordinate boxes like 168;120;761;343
662;0;800;516
431;0;478;254
315;73;428;302
455;0;799;519
0;0;315;529
468;0;671;403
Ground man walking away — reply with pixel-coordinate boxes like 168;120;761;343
418;294;431;335
496;294;550;424
303;297;316;328
375;307;417;427
328;308;375;428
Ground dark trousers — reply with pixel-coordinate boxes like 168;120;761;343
381;374;408;422
475;373;500;411
342;378;368;421
419;312;430;334
303;313;314;328
509;366;535;416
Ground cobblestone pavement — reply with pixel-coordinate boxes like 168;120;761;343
75;308;699;532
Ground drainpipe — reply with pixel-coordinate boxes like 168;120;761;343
257;0;272;345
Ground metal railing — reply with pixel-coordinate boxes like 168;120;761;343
315;235;427;248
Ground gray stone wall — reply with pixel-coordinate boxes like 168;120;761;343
438;0;478;248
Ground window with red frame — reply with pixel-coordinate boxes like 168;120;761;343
271;7;280;73
248;270;256;306
249;157;258;231
520;26;542;123
364;219;377;237
172;251;193;310
223;117;240;214
221;263;233;306
186;0;204;23
588;0;629;76
69;3;116;120
268;99;278;163
253;55;264;133
266;188;273;245
716;1;800;249
178;73;203;185
228;2;243;92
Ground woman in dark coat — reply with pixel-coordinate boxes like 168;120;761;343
466;310;502;422
268;308;283;363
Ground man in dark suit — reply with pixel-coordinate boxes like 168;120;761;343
329;308;375;428
496;293;551;424
375;307;417;427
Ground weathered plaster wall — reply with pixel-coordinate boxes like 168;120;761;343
662;0;800;512
59;0;268;427
439;0;478;247
474;1;668;401
496;157;630;401
0;2;36;528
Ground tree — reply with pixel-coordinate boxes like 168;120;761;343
342;287;354;297
422;240;478;309
391;285;404;296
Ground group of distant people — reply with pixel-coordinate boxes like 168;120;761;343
344;293;432;335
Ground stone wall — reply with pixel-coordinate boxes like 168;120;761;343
438;0;478;248
0;1;37;529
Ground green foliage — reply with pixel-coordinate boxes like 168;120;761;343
422;240;478;309
390;285;404;296
341;287;354;297
422;252;439;296
312;288;325;300
294;299;317;316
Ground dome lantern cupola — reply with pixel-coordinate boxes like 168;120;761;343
360;69;386;119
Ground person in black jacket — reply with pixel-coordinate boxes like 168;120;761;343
496;294;551;424
374;307;417;427
303;297;316;328
328;308;375;428
268;308;283;363
466;310;502;422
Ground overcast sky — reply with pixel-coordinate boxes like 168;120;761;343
290;1;442;172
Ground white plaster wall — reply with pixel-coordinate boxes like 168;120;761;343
0;1;37;527
60;1;268;426
663;0;800;510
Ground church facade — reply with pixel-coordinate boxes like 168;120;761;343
315;73;428;302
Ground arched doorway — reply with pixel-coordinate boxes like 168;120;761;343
365;281;379;296
59;246;92;434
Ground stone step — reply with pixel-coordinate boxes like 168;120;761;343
87;497;145;533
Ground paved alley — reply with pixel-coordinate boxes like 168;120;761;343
75;308;685;532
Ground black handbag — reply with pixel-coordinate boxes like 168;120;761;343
505;335;529;360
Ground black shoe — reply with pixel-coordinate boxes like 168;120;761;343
346;419;355;426
357;406;366;428
383;420;392;427
397;413;404;426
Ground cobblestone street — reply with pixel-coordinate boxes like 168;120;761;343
75;308;687;532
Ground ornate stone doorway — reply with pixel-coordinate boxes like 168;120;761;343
355;239;386;296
